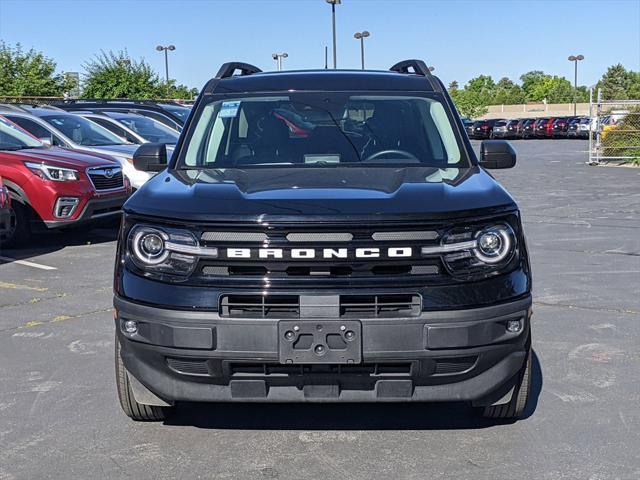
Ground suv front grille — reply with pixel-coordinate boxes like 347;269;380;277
219;294;421;319
87;166;124;191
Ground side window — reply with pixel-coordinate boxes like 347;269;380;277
135;111;179;131
7;117;49;141
91;118;135;143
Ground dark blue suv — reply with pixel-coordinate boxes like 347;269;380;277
113;60;532;421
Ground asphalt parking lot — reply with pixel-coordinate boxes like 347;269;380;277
1;139;639;480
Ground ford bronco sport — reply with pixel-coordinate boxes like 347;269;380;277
114;60;532;421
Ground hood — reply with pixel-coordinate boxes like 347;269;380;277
2;147;120;169
88;144;139;157
125;166;517;222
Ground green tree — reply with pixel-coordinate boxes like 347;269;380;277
530;75;573;103
450;88;488;118
166;82;198;100
465;75;496;103
493;77;525;104
0;42;76;96
627;71;640;100
596;64;631;100
82;50;164;99
449;75;496;118
520;70;546;101
575;85;590;103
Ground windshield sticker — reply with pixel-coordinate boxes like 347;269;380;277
219;101;241;118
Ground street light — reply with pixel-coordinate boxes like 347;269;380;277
272;52;288;71
326;0;341;69
568;54;585;115
353;31;370;69
156;44;176;98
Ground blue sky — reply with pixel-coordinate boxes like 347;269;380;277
1;0;638;90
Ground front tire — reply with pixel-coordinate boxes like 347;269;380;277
0;201;31;248
480;344;532;419
115;336;171;421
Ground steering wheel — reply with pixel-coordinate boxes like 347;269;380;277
363;149;419;163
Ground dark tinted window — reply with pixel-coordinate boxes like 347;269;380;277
5;116;64;146
41;114;125;146
115;115;179;144
89;117;141;144
182;94;465;169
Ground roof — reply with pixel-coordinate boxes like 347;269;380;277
5;107;69;118
210;69;439;94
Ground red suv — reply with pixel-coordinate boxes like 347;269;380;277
0;116;130;246
0;176;10;241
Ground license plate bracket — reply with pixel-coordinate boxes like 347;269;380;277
278;320;362;364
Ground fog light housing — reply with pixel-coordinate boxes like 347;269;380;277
123;320;138;334
54;197;80;218
506;319;522;333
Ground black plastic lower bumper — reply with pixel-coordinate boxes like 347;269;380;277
115;294;532;404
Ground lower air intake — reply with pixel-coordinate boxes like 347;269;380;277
433;356;477;375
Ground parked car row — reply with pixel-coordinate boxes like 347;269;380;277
0;100;190;246
467;116;592;140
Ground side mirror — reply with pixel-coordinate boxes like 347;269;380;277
39;137;52;147
480;140;516;169
133;143;168;172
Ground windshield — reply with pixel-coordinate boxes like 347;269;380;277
180;94;464;169
42;114;127;146
114;114;179;144
159;104;190;122
0;116;44;150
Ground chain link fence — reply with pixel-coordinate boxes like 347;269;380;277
589;90;640;166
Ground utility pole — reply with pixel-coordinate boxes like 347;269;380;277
326;0;341;68
156;45;176;98
353;31;370;69
272;52;288;71
568;54;585;116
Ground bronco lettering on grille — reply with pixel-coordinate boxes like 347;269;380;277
225;247;413;260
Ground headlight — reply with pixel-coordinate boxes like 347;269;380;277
128;225;217;276
474;225;513;264
24;162;79;181
131;228;169;265
421;222;517;276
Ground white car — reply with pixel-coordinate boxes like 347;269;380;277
1;106;152;189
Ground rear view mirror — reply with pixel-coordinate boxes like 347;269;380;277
133;143;168;172
39;137;52;147
479;140;516;169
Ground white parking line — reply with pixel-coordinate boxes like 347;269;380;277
0;256;57;271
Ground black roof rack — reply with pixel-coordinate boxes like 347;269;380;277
389;59;433;76
215;62;262;79
0;103;29;112
55;99;184;106
390;59;443;93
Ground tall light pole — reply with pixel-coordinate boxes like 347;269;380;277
272;52;288;71
326;0;341;69
353;31;370;69
568;54;585;115
156;44;175;97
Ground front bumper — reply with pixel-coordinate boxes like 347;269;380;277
44;195;126;228
115;294;532;404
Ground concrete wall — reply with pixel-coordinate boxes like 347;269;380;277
481;103;590;119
